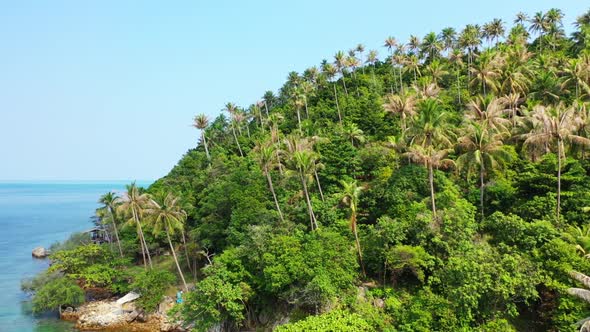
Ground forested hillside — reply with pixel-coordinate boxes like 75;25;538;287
25;7;590;332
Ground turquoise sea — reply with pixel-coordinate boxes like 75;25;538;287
0;182;150;332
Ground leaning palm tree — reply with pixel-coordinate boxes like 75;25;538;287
98;192;123;257
254;140;285;222
340;180;366;276
456;122;512;219
192;114;210;161
519;104;590;221
404;145;455;219
147;192;189;291
223;102;244;157
567;270;590;331
118;183;152;269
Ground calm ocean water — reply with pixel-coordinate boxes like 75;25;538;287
0;182;151;332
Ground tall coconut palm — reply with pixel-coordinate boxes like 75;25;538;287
448;49;464;103
321;61;343;126
118;183;152;269
356;44;366;74
384;36;398;93
404;144;454;218
439;27;457;54
469;50;503;95
366;50;379;86
223;102;244;157
284;136;319;230
334;51;349;95
456;122;512;219
147;192;189;291
254;140;285;223
192;114;210;161
340;180;366;276
420;32;442;61
98;192;123;257
383;91;418;132
519;104;590;221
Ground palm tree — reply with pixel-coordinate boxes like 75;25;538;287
98;192;123;257
424;59;448;86
469;50;503;95
340;180;366;276
223;102;244;157
456;122;512;219
192;114;210;161
148;192;189;291
383;91;417;132
321;61;343;126
384;36;398;93
285;136;319;230
448;49;464;103
466;95;511;135
254;140;285;223
567;270;590;332
519;104;590;221
420;32;442;61
404;144;454;218
342;122;366;147
366;50;379;86
407;98;453;149
118;183;152;269
356;43;366;74
439;27;457;54
334;51;349;95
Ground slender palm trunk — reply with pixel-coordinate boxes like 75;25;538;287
166;227;188;292
456;70;461;104
108;209;123;258
428;164;437;218
246;124;251;138
133;208;152;269
351;213;366;277
333;83;343;127
557;139;562;222
264;102;270;117
296;107;302;132
341;72;349;95
314;169;325;201
304;98;309;119
231;124;244;157
266;170;284;222
300;173;318;230
134;211;153;269
398;67;404;94
480;162;485;221
201;132;210;161
180;230;194;280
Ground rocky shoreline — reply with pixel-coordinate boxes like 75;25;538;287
60;295;186;332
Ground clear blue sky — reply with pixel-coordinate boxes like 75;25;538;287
0;1;587;181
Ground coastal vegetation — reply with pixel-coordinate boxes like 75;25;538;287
23;7;590;331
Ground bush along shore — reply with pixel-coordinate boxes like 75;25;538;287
21;7;590;332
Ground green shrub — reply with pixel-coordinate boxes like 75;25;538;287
31;276;85;313
275;309;373;332
131;269;176;312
